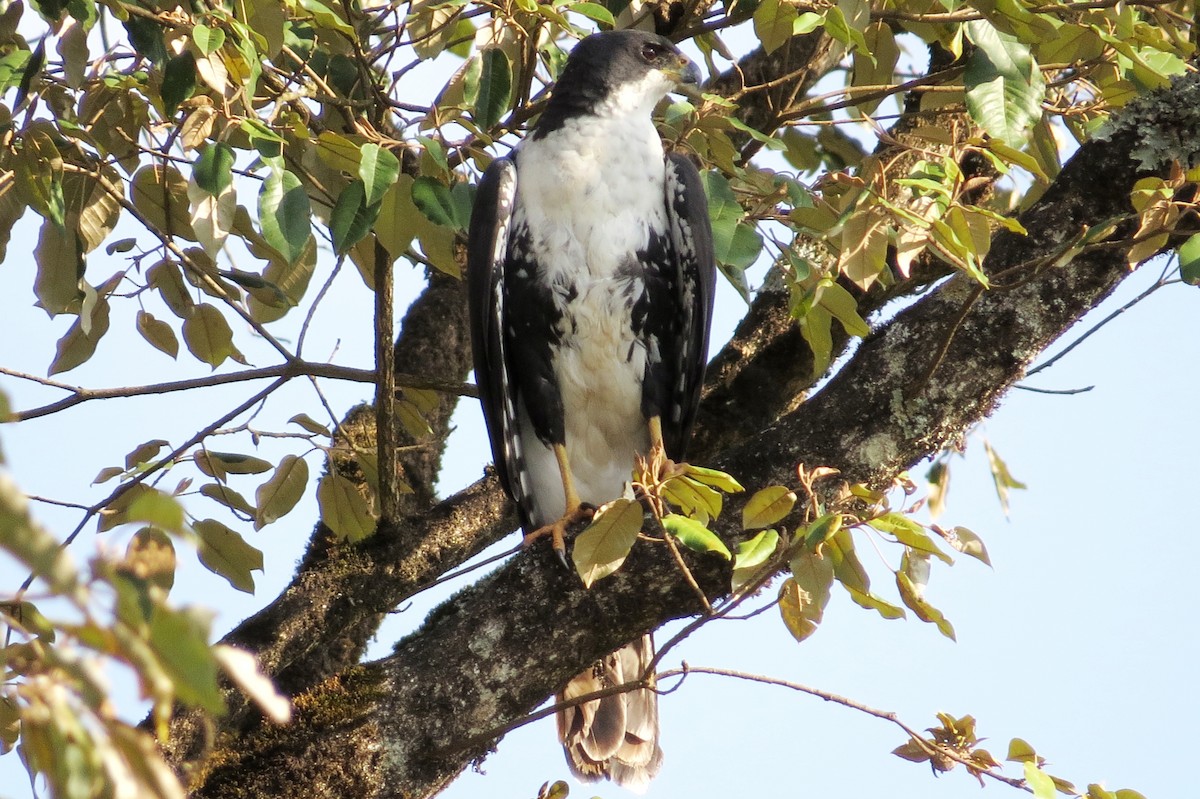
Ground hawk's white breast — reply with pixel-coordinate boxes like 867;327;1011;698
512;86;671;523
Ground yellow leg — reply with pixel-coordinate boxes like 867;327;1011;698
554;443;582;511
522;443;594;564
647;416;666;455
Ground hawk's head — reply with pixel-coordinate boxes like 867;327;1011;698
535;30;702;135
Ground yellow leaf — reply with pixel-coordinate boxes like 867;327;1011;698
742;485;797;530
572;498;643;588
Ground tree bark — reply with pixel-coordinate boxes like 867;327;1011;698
184;69;1200;799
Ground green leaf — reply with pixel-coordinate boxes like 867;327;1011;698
193;24;225;56
742;485;796;530
753;0;798;55
411;176;463;231
123;14;167;64
473;48;512;130
803;512;843;547
0;472;80;595
733;528;780;589
194;518;263;593
193;142;235;196
254;455;309;530
160;52;196;116
964;19;1045;148
782;548;834;641
868;512;953;564
701;170;761;272
984;438;1025;516
662;513;731;559
573;498;644;588
568;1;614;26
661;476;722;523
297;0;353;34
98;484;152;532
726;117;786;151
34;221;83;315
182;303;238;368
1007;737;1038;763
317;474;377;542
258;168;312;264
814;280;869;337
9;600;56;641
136;310;179;358
1023;762;1057;799
148;259;193;319
126;488;185;532
148;604;223;712
93;466;124;484
1178;232;1200;285
679;465;744;494
375;173;419;261
132;164;195;239
330;180;379;255
358;143;400;207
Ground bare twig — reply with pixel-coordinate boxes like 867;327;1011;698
3;362;476;422
1024;269;1174;379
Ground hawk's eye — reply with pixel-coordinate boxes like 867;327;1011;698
641;43;663;62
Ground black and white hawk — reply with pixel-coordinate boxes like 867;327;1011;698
467;30;715;790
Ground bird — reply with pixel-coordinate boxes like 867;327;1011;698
466;29;716;790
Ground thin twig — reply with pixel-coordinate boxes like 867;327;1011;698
656;666;1029;791
3;362;476;422
1025;270;1172;378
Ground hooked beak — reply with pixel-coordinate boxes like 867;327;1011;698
667;54;704;101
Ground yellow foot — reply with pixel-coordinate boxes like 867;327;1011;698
523;504;596;566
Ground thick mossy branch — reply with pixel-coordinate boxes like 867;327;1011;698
189;72;1200;799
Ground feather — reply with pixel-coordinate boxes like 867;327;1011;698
557;635;662;791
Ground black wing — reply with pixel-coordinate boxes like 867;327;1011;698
466;157;521;500
661;152;716;460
